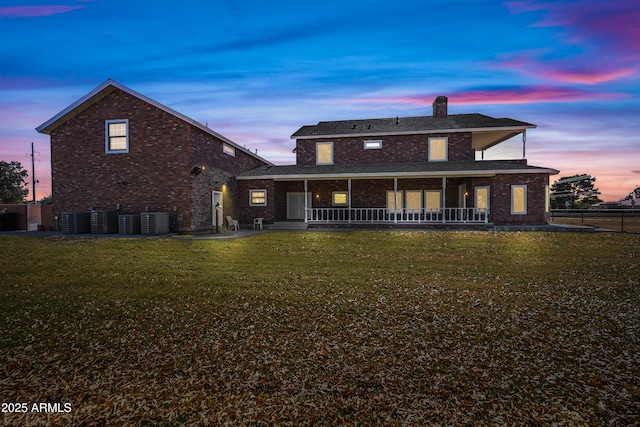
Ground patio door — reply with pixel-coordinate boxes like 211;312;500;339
287;192;312;220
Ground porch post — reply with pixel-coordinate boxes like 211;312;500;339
522;129;526;159
304;179;308;224
394;178;398;223
442;177;446;224
348;179;352;224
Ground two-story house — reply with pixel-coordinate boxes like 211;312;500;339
237;96;558;226
36;79;271;232
37;81;558;232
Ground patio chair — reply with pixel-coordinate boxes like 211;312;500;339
226;216;239;231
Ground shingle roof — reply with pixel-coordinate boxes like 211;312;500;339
291;114;535;139
237;161;558;180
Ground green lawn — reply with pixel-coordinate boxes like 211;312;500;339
1;231;639;425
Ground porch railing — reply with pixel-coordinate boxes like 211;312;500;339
305;208;489;224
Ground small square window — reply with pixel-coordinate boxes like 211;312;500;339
250;189;267;206
364;140;382;150
316;142;333;165
428;137;448;162
106;119;129;153
223;143;236;156
332;191;348;206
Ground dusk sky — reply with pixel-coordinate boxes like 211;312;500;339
1;0;638;202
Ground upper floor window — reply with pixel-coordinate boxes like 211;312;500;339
223;143;236;156
105;119;129;154
428;137;448;162
316;142;333;165
364;140;382;150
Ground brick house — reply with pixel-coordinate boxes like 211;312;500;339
36;79;270;232
237;96;558;227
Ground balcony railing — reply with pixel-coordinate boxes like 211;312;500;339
306;208;489;224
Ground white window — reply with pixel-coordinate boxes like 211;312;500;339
428;137;448;162
105;119;129;153
405;190;422;213
511;185;527;214
386;190;403;213
250;189;267;206
332;191;348;206
475;186;490;212
545;185;550;213
223;143;236;156
316;142;333;165
425;190;442;211
364;140;382;150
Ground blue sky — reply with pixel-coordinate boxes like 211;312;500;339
1;0;639;201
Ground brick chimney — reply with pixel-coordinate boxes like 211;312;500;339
432;96;448;118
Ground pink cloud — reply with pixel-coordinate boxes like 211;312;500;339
492;55;636;85
0;5;85;18
351;86;624;107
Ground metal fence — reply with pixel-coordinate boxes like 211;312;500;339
550;209;640;233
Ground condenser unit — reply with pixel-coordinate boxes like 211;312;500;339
141;212;170;235
91;210;119;234
119;214;141;235
61;212;91;234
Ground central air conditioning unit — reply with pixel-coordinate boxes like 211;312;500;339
61;212;91;234
141;212;170;235
119;214;141;235
91;210;119;234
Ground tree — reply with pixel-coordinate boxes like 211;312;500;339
550;174;602;209
0;161;29;204
621;186;640;201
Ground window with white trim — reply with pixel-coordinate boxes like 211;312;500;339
316;142;333;165
332;191;348;206
386;190;403;213
428;137;448;162
475;186;490;211
511;185;527;214
405;190;422;213
105;119;129;153
545;185;550;213
364;140;382;150
250;189;267;206
223;143;236;156
425;190;441;211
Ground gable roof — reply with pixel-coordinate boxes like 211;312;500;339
36;79;272;165
291;113;536;152
237;160;559;181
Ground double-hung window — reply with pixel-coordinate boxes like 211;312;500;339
332;191;348;206
250;190;267;206
316;142;333;165
105;119;129;154
428;137;448;162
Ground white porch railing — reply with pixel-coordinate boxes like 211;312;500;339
305;208;489;224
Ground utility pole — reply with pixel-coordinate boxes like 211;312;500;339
27;142;40;203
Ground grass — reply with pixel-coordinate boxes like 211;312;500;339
1;231;639;425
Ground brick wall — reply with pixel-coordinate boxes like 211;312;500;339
492;174;549;224
295;133;474;165
237;179;276;224
49;87;269;232
50;88;193;230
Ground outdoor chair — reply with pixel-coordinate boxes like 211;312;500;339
226;216;239;231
